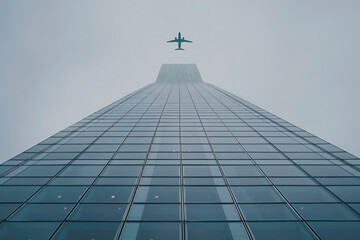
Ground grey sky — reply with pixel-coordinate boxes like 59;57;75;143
0;0;359;163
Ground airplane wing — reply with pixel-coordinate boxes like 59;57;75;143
167;39;178;43
182;39;192;43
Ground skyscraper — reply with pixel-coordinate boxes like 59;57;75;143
0;64;359;240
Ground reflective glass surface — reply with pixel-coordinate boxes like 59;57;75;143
1;64;359;239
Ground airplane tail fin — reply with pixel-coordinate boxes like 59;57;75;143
175;48;184;51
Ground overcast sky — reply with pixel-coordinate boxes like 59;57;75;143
0;0;359;163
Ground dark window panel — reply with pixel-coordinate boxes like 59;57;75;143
83;186;134;203
128;204;180;221
309;222;360;240
248;222;316;240
186;222;249;240
120;222;181;240
186;204;240;221
54;222;120;240
184;186;232;203
69;203;126;221
9;203;74;221
0;222;60;240
135;186;180;203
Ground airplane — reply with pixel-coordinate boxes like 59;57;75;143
167;32;192;50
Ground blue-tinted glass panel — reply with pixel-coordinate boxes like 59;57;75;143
248;222;316;240
183;166;221;177
0;204;20;220
17;165;63;177
128;204;180;221
102;165;141;176
31;186;87;203
222;166;263;177
0;222;59;240
49;177;95;185
309;222;360;240
232;186;283;203
135;186;180;203
69;203;126;221
227;177;270;186
260;165;307;177
2;177;50;185
142;165;180;177
278;186;339;203
185;186;232;203
186;222;248;240
120;222;181;240
184;177;225;186
10;203;73;221
0;186;40;202
293;203;360;220
270;177;316;185
83;186;134;203
186;204;240;220
240;203;298;220
140;177;179;185
301;165;353;177
96;177;137;185
54;222;119;240
59;165;103;177
327;186;360;202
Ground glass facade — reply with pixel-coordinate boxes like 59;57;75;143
0;64;359;239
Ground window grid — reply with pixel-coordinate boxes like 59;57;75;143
0;64;359;240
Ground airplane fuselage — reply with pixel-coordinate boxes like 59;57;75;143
167;32;192;50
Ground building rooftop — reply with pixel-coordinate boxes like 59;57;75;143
155;64;203;83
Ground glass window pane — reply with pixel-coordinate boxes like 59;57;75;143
184;177;225;186
184;186;232;203
31;186;87;203
186;204;240;220
10;203;73;221
270;177;316;185
232;186;283;203
0;186;40;203
102;166;141;177
248;222;316;240
128;204;180;221
120;222;181;240
3;177;50;186
83;186;134;203
309;222;360;240
186;222;249;240
140;177;180;186
0;222;59;240
239;203;298;220
49;177;95;185
260;165;307;177
222;166;263;177
69;203;126;221
301;165;353;177
0;204;20;220
278;186;339;203
227;177;270;186
142;166;180;177
17;165;63;177
293;203;360;220
327;186;360;202
54;222;119;240
96;177;137;185
183;166;221;177
59;165;104;177
134;186;180;203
